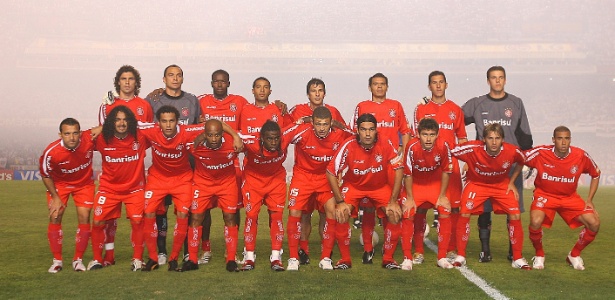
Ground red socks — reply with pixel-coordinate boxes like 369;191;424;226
224;225;238;262
74;223;91;261
571;228;597;257
188;226;202;263
413;213;427;255
269;211;284;251
286;215;302;259
401;218;414;259
361;210;376;252
47;223;63;260
508;219;524;261
321;218;336;260
437;216;452;260
143;217;158;260
170;218;188;261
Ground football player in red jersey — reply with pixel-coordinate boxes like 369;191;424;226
41;118;95;273
326;113;404;270
450;123;531;270
525;126;601;270
412;71;467;265
287;79;348;264
402;118;454;270
88;105;150;271
97;65;154;266
350;73;412;264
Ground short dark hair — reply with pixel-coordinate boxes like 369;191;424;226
369;73;388;86
312;106;332;120
211;69;229;81
252;76;271;88
483;123;505;140
59;118;80;132
164;64;183;77
553;125;571;137
428;70;447;84
487;66;506;79
261;119;280;134
156;105;180;121
102;105;138;144
355;113;378;143
417;118;439;134
114;65;141;95
306;78;326;94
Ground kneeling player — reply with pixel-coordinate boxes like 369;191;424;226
524;126;601;270
326;113;404;270
41;118;95;273
450;123;531;270
403;118;454;269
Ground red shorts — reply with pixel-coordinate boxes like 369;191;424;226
192;175;238;214
460;182;520;215
47;184;95;208
93;190;144;222
144;173;192;215
412;182;451;215
531;190;595;229
288;171;331;213
242;172;287;216
342;183;392;218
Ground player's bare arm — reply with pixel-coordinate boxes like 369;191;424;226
385;168;404;224
586;177;600;211
220;121;243;152
436;172;451;211
273;99;288;115
402;175;417;215
326;171;350;223
146;88;165;102
42;177;64;219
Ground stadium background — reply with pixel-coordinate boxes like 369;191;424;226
1;1;614;185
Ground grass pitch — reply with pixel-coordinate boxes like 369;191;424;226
0;181;613;299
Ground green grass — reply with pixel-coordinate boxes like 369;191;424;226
1;181;613;299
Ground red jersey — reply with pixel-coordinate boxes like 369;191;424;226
98;96;154;125
350;99;411;146
403;137;453;185
451;140;524;185
39;130;95;188
285;123;354;175
288;103;347;125
190;134;238;183
198;94;248;131
242;134;290;179
327;137;402;191
139;124;204;180
240;103;288;136
413;99;467;147
525;145;600;196
95;133;149;194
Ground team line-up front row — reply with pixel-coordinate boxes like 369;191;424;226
42;105;601;273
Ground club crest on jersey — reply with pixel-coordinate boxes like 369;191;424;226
176;144;184;151
389;109;396;118
502;160;511;169
86;151;92;159
570;165;578;174
227;152;234;160
132;142;139;151
182;107;189;117
434;154;441;162
230;103;237;112
271;114;279;122
95;206;102;216
137;107;145;116
375;154;383;163
504;108;513;118
332;142;340;151
449;111;457;120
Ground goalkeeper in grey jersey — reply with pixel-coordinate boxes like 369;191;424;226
462;65;533;263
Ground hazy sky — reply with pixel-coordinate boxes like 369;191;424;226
1;1;614;172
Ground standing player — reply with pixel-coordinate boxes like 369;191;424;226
413;71;467;264
88;105;149;271
145;65;201;266
197;69;248;264
326;113;404;270
139;106;206;272
285;106;354;270
450;123;531;269
240;120;290;271
286;78;348;265
403;118;454;270
462;66;533;262
350;73;412;264
98;65;154;266
41;118;95;273
240;77;291;136
184;119;243;272
524;126;601;270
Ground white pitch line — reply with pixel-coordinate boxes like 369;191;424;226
424;238;510;300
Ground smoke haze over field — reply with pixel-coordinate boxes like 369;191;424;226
1;1;614;173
